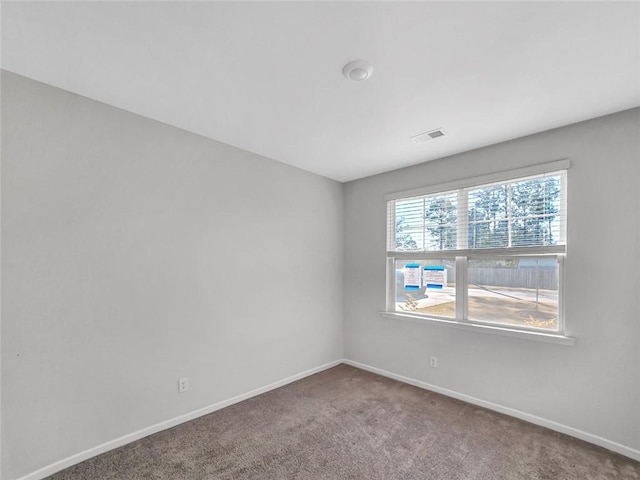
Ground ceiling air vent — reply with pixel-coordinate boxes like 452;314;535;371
411;128;446;143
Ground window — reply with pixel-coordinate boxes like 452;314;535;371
386;161;568;335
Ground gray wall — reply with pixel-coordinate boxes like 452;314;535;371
1;71;344;480
3;69;639;479
344;108;640;452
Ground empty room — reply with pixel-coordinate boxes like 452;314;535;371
1;2;639;479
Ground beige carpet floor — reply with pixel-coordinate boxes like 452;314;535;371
46;364;639;479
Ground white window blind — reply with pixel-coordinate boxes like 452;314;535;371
388;170;567;255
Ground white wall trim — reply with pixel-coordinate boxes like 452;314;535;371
12;359;342;480
343;359;640;462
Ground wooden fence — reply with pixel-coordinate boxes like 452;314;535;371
468;267;557;290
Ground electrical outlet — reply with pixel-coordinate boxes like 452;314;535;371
178;377;189;393
429;356;438;368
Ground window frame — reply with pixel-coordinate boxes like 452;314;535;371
384;160;572;344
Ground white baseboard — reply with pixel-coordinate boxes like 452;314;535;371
343;358;640;462
14;359;342;480
13;357;639;480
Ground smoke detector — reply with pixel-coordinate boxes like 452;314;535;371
342;60;373;82
411;128;447;143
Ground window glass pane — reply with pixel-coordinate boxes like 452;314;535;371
510;217;560;247
395;259;456;318
467;257;558;330
509;177;561;218
393;191;458;252
464;174;563;249
508;176;562;247
468;184;508;220
395;198;422;251
423;193;457;250
468;220;508;248
467;184;508;248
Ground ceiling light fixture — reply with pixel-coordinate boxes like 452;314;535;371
342;60;373;82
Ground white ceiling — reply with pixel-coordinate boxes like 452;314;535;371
2;1;639;182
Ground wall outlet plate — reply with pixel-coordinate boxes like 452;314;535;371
178;377;189;393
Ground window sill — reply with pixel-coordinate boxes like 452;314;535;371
379;312;576;346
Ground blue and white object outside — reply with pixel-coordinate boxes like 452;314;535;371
404;263;421;290
423;265;447;289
